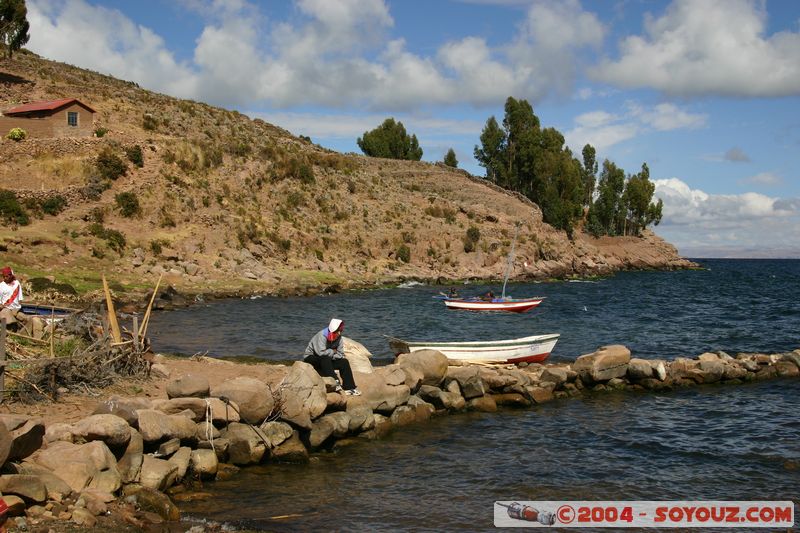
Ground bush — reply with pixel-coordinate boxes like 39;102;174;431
125;145;144;167
142;114;158;131
115;192;140;217
94;127;109;138
0;189;29;225
464;226;480;253
6;127;27;141
104;229;126;253
96;148;128;181
41;195;67;216
396;244;411;263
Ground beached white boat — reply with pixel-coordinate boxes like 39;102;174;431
388;333;560;364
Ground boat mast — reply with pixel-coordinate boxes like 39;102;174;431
501;224;519;299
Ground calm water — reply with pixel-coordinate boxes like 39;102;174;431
148;259;800;531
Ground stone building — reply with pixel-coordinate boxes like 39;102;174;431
0;98;96;138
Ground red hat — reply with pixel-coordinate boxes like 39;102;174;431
1;267;12;277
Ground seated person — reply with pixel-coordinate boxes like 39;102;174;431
303;318;361;396
0;266;25;328
447;287;460;298
481;290;495;301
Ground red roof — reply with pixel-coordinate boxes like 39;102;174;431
3;98;96;115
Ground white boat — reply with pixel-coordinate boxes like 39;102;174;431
442;296;544;313
388;333;560;364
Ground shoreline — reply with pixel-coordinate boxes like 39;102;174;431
0;343;797;531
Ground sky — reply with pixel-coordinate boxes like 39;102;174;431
22;0;800;258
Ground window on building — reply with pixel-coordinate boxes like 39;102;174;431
67;112;78;127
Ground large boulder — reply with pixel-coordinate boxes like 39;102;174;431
139;456;179;491
0;475;47;503
92;396;152;426
221;423;268;465
271;431;309;463
573;345;631;383
351;370;410;413
445;366;485;399
13;463;72;499
117;428;144;484
136;410;197;443
396;350;448;386
210;377;274;425
279;362;328;429
189;449;218;479
343;337;374;374
166;374;210;399
73;414;132;448
0;418;11;466
154;397;240;425
1;416;45;462
31;441;119;493
259;421;294;448
627;358;654;381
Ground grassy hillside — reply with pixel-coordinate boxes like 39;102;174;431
0;51;692;303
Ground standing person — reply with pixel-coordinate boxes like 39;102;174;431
0;267;23;327
303;318;361;396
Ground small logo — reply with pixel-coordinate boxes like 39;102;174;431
557;505;576;524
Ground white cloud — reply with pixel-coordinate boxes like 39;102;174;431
590;0;800;97
564;101;704;152
740;172;782;186
26;0;607;110
652;177;800;257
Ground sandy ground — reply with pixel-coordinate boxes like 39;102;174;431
0;355;290;427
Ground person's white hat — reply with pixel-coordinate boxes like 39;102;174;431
328;318;343;333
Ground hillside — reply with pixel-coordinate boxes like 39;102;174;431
0;51;694;303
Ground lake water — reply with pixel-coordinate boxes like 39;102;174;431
148;259;800;531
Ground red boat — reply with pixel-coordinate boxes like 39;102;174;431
442;296;544;313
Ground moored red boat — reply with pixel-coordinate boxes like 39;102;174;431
442;296;544;313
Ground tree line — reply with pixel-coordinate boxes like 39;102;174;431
356;97;662;238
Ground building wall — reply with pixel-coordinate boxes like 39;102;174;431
0;103;95;138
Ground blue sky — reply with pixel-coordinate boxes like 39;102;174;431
23;0;800;257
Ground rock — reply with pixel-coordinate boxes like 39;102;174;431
140;456;179;491
308;417;335;449
78;489;113;515
0;474;47;502
278;362;328;429
651;360;668;381
221;423;268;465
88;468;122;493
698;352;720;362
627;358;654;380
406;396;435;422
166;374;210;399
52;462;95;493
151;363;171;378
189;449;218;479
326;392;348;411
259;421;294;448
478;368;517;390
490;393;532;407
12;463;72;499
322;412;351;438
573;345;631;383
775;361;799;377
0;419;10;466
34;440;118;473
271;431;309;463
92;396;152;426
156;438;181;458
136;410;197;443
0;417;45;462
445;367;485;399
781;352;800;370
698;360;726;383
416;385;464;411
390;406;417;426
529;386;554;404
117;428;144;484
155;397;239;424
352;370;410;413
343;337;374;373
539;367;568;386
399;364;424;393
210;377;274;425
722;363;749;381
167;447;192;481
44;422;74;443
466;395;497;412
377;364;408;387
396;349;448;386
345;400;373;432
72;414;131;448
639;378;672;391
128;486;181;521
72;507;97;527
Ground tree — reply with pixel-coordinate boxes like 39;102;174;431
622;163;662;236
357;118;423;161
473;116;506;183
581;144;598;207
0;0;30;59
443;148;458;168
587;160;626;236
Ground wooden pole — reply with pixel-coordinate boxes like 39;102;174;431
132;316;139;352
0;318;5;404
138;273;163;341
49;305;55;359
102;275;122;343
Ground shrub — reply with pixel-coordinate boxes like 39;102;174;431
464;226;480;253
115;192;140;217
125;145;144;167
103;228;126;253
96;148;128;181
5;128;26;142
150;239;168;255
41;195;67;216
396;244;411;263
0;189;30;225
142;114;158;131
94;127;109;138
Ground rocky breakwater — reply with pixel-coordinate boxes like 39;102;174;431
0;344;798;530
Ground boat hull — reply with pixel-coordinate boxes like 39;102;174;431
390;334;560;364
443;298;544;313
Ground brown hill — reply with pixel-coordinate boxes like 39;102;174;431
0;51;694;303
